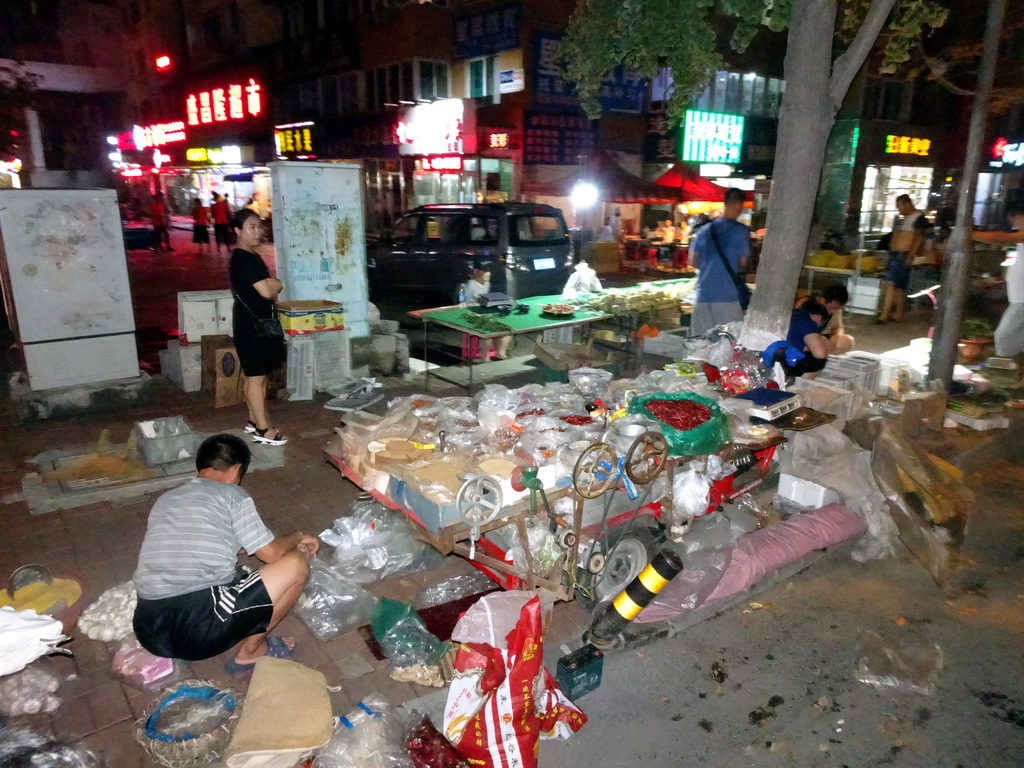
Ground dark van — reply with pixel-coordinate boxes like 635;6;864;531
367;203;573;302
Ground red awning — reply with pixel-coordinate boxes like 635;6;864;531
653;163;751;202
522;151;683;204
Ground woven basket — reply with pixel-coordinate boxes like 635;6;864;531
134;679;243;768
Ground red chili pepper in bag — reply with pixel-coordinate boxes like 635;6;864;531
644;399;711;431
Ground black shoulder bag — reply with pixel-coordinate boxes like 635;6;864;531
708;223;751;311
234;291;284;339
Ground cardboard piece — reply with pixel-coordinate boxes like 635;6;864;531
900;391;945;436
201;335;244;408
277;300;344;335
532;341;614;372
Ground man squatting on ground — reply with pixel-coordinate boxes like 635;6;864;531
132;434;318;673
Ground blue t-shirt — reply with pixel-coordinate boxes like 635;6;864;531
691;218;751;303
787;308;823;350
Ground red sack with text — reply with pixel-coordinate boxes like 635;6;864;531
442;592;586;768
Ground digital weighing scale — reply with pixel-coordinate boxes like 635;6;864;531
735;387;802;421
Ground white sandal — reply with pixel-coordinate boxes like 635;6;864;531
252;427;287;446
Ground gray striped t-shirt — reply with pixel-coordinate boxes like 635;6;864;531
134;477;274;600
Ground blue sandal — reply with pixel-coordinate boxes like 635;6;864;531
224;636;294;675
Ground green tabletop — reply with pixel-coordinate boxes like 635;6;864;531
410;293;609;339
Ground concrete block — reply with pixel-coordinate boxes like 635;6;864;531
159;342;202;392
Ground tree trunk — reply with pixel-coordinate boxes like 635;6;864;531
739;0;839;350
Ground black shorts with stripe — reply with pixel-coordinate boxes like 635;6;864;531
133;568;273;661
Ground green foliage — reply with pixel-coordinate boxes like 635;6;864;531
559;0;946;126
961;317;993;341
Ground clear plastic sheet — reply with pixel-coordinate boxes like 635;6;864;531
775;424;897;563
296;558;380;641
505;519;561;577
674;511;749;556
370;599;446;668
414;571;496;609
321;499;441;585
313;695;414;768
111;633;187;691
636;547;731;623
567;367;613;397
0;723;100;768
855;629;943;696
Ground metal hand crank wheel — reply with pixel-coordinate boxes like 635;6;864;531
455;475;504;529
624;432;668;485
572;442;618;499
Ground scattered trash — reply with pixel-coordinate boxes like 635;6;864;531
854;630;943;696
748;696;784;726
710;660;727;683
698;719;713;732
975;691;1024;729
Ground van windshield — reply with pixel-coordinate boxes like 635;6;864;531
510;214;566;245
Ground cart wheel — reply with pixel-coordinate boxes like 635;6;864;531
455;476;504;529
593;528;658;603
572;443;618;499
624;432;668;485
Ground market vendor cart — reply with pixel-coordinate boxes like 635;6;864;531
409;294;610;393
324;423;671;604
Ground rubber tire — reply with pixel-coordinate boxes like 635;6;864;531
592;525;660;604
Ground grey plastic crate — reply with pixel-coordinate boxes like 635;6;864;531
134;416;198;468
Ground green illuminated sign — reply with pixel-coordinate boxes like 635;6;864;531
682;110;745;164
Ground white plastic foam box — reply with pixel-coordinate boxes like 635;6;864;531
944;410;1010;431
178;290;232;343
286;335;315;401
777;473;842;509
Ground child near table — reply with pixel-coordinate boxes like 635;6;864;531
464;260;511;360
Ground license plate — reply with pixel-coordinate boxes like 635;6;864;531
533;257;556;270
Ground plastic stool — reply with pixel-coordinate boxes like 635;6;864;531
461;335;494;360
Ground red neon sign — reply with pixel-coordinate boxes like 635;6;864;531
421;155;463;172
132;122;187;150
487;132;510;149
155;55;172;71
120;168;143;177
993;137;1008;158
186;78;262;126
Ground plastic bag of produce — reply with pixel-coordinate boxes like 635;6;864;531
629;392;728;457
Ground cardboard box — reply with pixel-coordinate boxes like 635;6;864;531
277;300;344;335
201;335;244;408
532;341;614;372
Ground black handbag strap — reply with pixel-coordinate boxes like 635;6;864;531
233;290;274;320
707;222;746;292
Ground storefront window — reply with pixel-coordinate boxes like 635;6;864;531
859;164;933;235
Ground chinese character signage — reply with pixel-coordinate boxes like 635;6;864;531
275;122;316;158
185;146;243;164
129;122;187;150
523;111;595;165
454;3;519;60
487;132;511;150
682;110;745;164
644;107;678;162
396;99;476;156
187;78;263;126
421;155;463;172
532;32;645;114
992;137;1024;167
884;134;930;157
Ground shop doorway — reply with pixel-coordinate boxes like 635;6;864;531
859;164;933;243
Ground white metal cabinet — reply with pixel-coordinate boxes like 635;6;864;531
269;161;370;337
0;189;139;390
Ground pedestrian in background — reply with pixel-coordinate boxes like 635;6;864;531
149;192;172;252
688;188;750;334
230;209;287;446
880;194;929;322
211;193;231;253
972;203;1024;388
191;197;210;254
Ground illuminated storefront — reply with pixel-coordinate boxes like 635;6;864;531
818;119;943;246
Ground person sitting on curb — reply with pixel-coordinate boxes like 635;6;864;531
797;284;855;355
764;301;830;380
132;433;318;673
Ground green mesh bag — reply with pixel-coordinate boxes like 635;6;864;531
628;391;729;457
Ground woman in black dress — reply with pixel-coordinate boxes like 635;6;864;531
230;208;287;445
